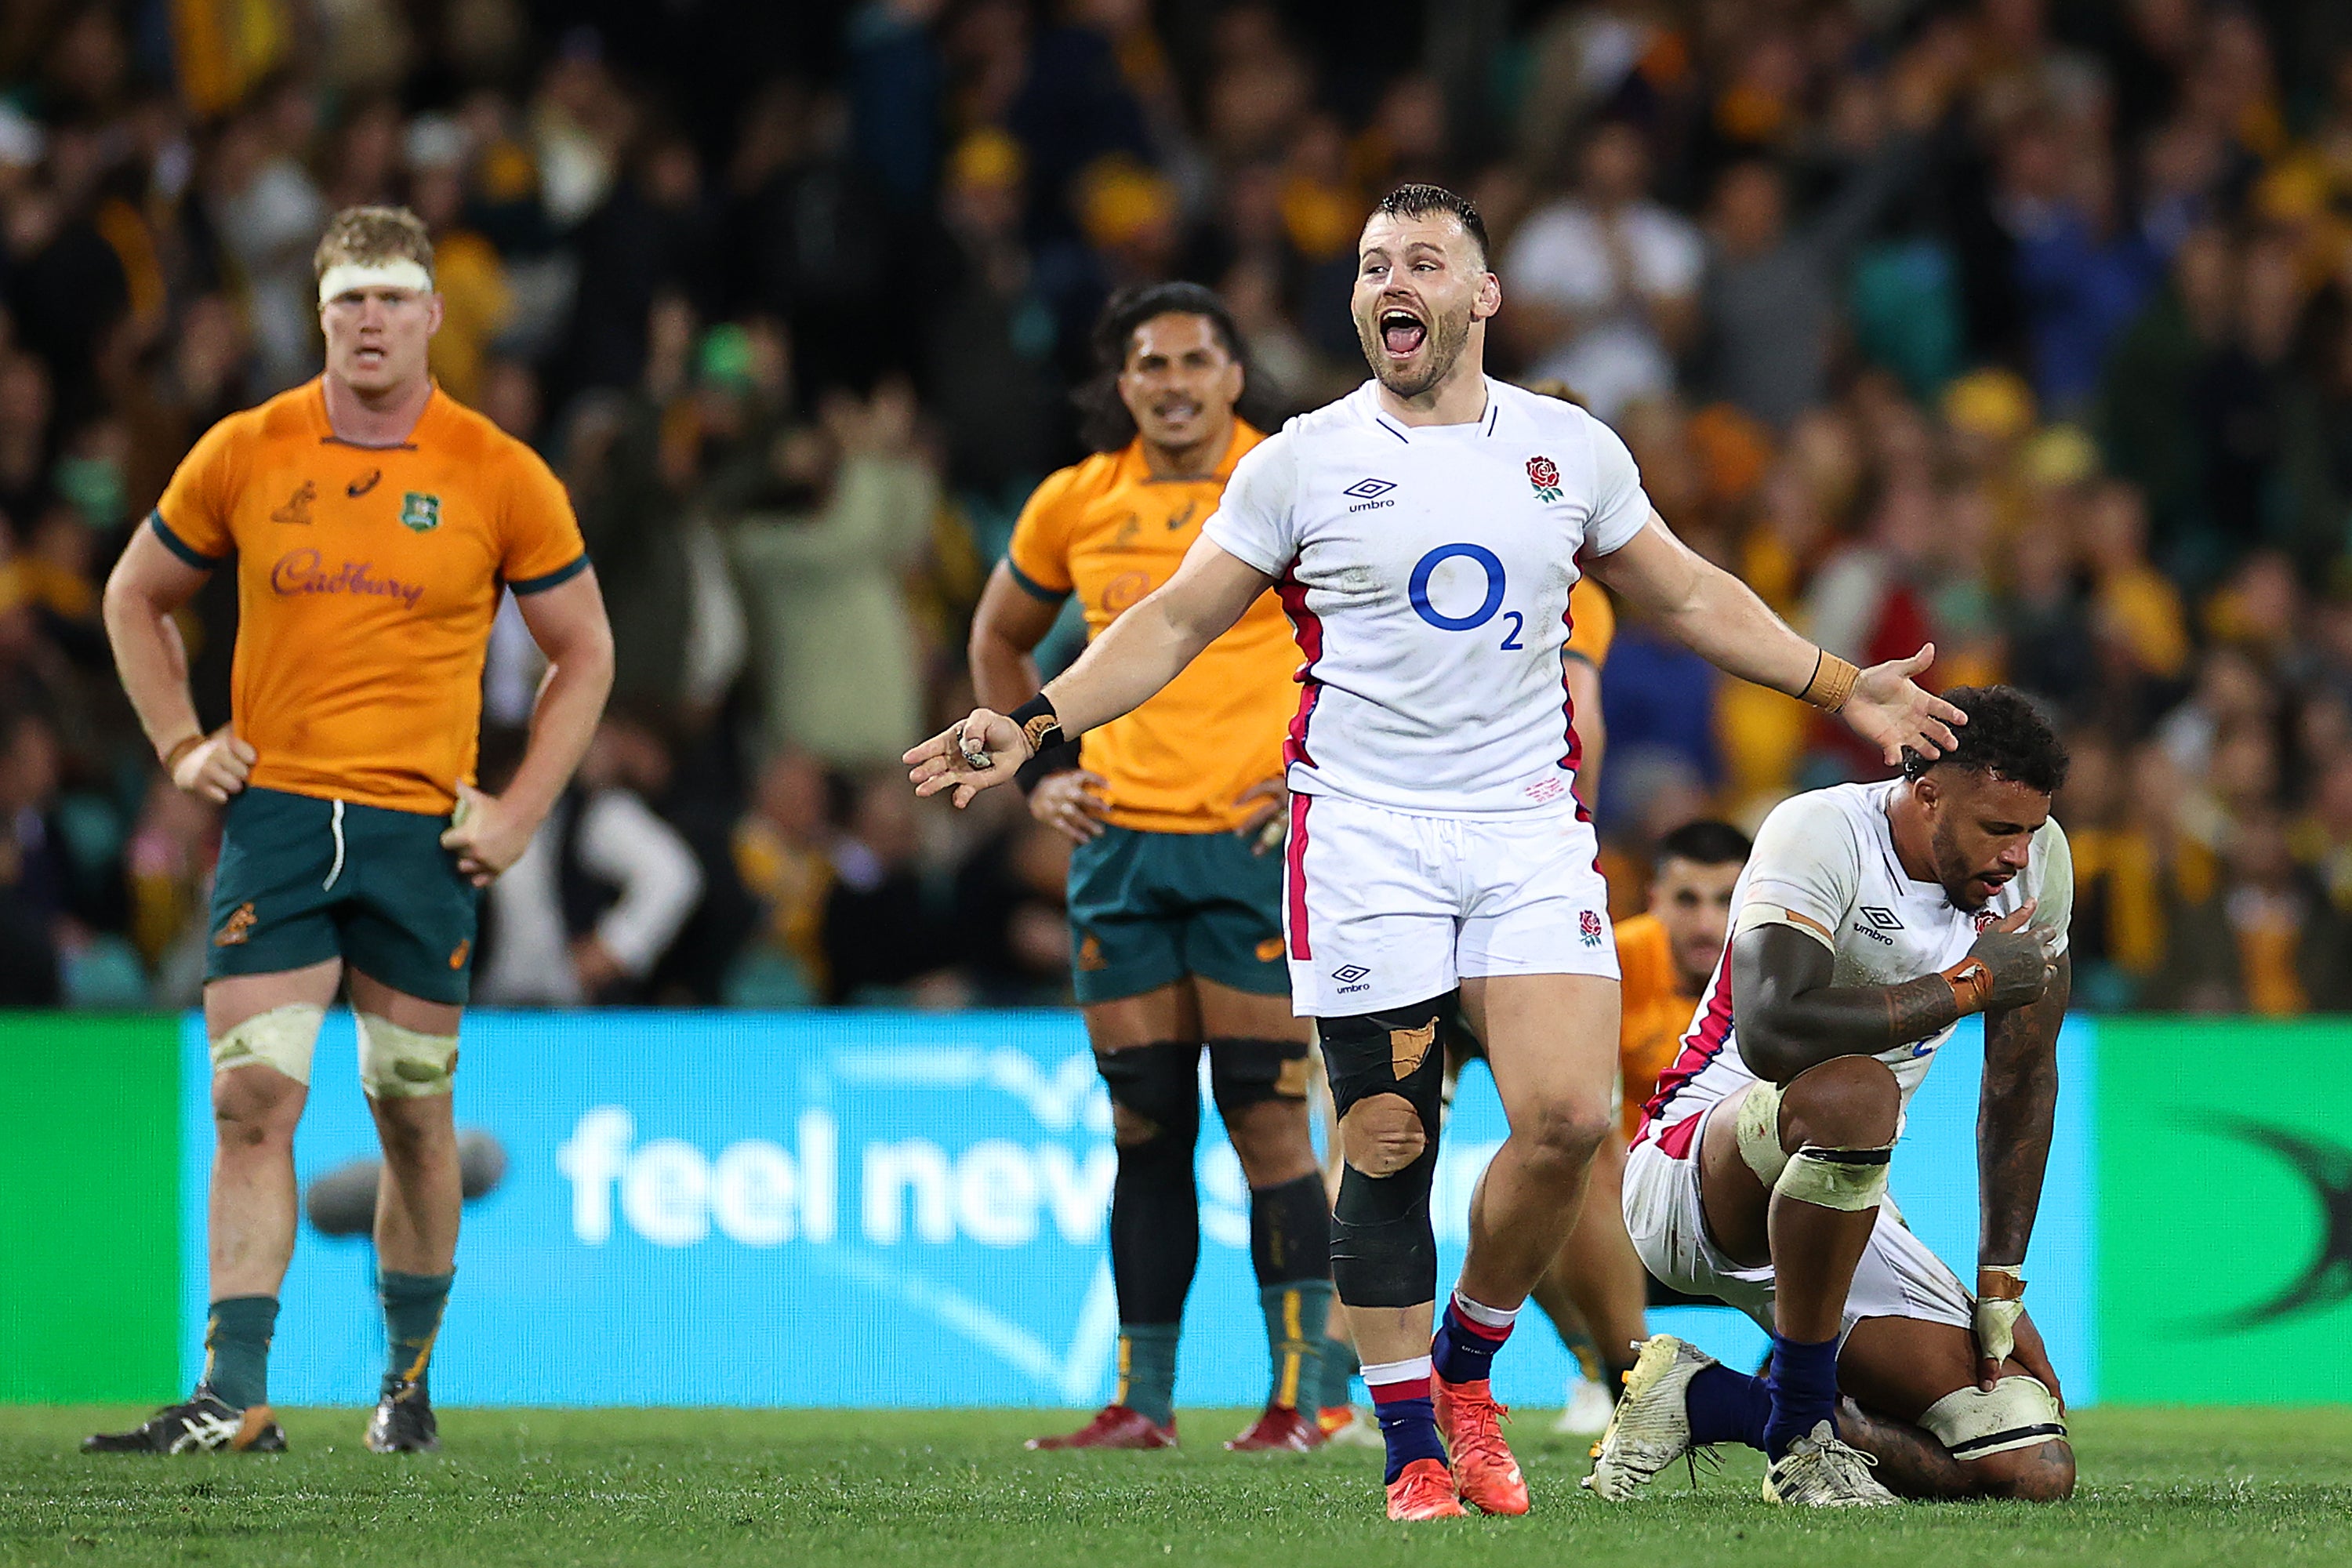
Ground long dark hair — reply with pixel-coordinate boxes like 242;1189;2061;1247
1073;281;1260;453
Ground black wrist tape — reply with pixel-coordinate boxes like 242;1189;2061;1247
1008;694;1065;759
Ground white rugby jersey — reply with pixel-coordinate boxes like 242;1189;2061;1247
1202;378;1652;816
1635;779;2074;1156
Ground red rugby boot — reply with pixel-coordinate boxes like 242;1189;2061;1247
1024;1404;1177;1450
1434;1376;1530;1515
1385;1457;1468;1519
1225;1403;1325;1451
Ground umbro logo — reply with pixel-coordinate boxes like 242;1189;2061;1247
1860;906;1904;931
1342;478;1396;499
1332;963;1372;994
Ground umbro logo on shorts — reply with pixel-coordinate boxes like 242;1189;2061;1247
1332;963;1371;994
1342;478;1396;499
1861;906;1904;931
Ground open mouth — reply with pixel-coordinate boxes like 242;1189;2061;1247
1154;397;1200;422
1380;307;1427;358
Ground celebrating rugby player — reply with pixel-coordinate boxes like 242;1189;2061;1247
89;207;612;1455
971;283;1333;1452
909;183;1961;1519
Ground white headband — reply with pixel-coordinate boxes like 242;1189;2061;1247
318;260;433;306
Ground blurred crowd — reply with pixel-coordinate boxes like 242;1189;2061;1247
4;0;2352;1014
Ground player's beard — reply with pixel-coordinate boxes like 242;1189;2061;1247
1358;299;1474;401
1930;813;1993;909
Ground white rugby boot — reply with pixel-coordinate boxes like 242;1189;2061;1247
1581;1334;1714;1501
1553;1373;1617;1436
1759;1421;1897;1507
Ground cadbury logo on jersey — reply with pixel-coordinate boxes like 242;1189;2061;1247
269;548;426;609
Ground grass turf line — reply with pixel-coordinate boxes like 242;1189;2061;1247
3;1406;2347;1568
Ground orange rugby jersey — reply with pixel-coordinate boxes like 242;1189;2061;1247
151;380;586;815
1006;424;1294;833
1615;912;1701;1144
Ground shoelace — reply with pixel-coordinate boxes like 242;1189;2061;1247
1454;1393;1512;1454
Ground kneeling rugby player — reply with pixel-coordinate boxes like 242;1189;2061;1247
1591;686;2075;1506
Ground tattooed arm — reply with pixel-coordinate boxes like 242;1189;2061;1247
1730;916;2055;1085
1978;949;2069;1270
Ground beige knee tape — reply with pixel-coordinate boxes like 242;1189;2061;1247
356;1012;459;1098
209;1004;325;1085
1773;1143;1893;1210
1735;1082;1791;1187
1920;1375;2066;1462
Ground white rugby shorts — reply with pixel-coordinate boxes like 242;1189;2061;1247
1281;790;1618;1016
1624;1096;1973;1339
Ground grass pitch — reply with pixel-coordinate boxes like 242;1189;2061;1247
3;1405;2346;1567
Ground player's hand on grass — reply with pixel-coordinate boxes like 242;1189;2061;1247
1840;644;1968;765
1030;770;1111;844
1968;901;2056;1010
441;781;535;887
169;728;256;804
906;710;1027;809
1234;777;1289;855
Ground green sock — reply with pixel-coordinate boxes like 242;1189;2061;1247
201;1296;278;1410
1318;1336;1359;1410
380;1269;455;1391
1258;1281;1332;1410
1115;1323;1180;1426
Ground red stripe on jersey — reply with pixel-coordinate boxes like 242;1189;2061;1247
1277;569;1324;768
1635;939;1737;1145
1655;1112;1704;1160
1286;792;1313;960
1557;595;1584;775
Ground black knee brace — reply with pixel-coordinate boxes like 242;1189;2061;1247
1096;1040;1202;1143
1318;998;1453;1308
1207;1036;1311;1121
1097;1040;1202;1323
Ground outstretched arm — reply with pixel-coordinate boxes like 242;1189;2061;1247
1582;513;1965;764
1731;905;2055;1084
908;535;1273;807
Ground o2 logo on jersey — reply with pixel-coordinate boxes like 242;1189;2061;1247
1408;543;1523;650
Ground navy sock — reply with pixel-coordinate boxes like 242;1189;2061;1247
1429;1298;1512;1385
1685;1362;1772;1450
1762;1333;1842;1458
1369;1384;1447;1484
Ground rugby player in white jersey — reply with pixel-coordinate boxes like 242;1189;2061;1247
1590;684;2075;1507
908;183;1963;1521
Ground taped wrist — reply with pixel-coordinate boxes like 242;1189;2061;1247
1014;737;1084;795
1208;1036;1312;1118
1007;694;1065;760
1940;956;1995;1014
1799;649;1860;712
1318;999;1452;1309
1773;1142;1892;1211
